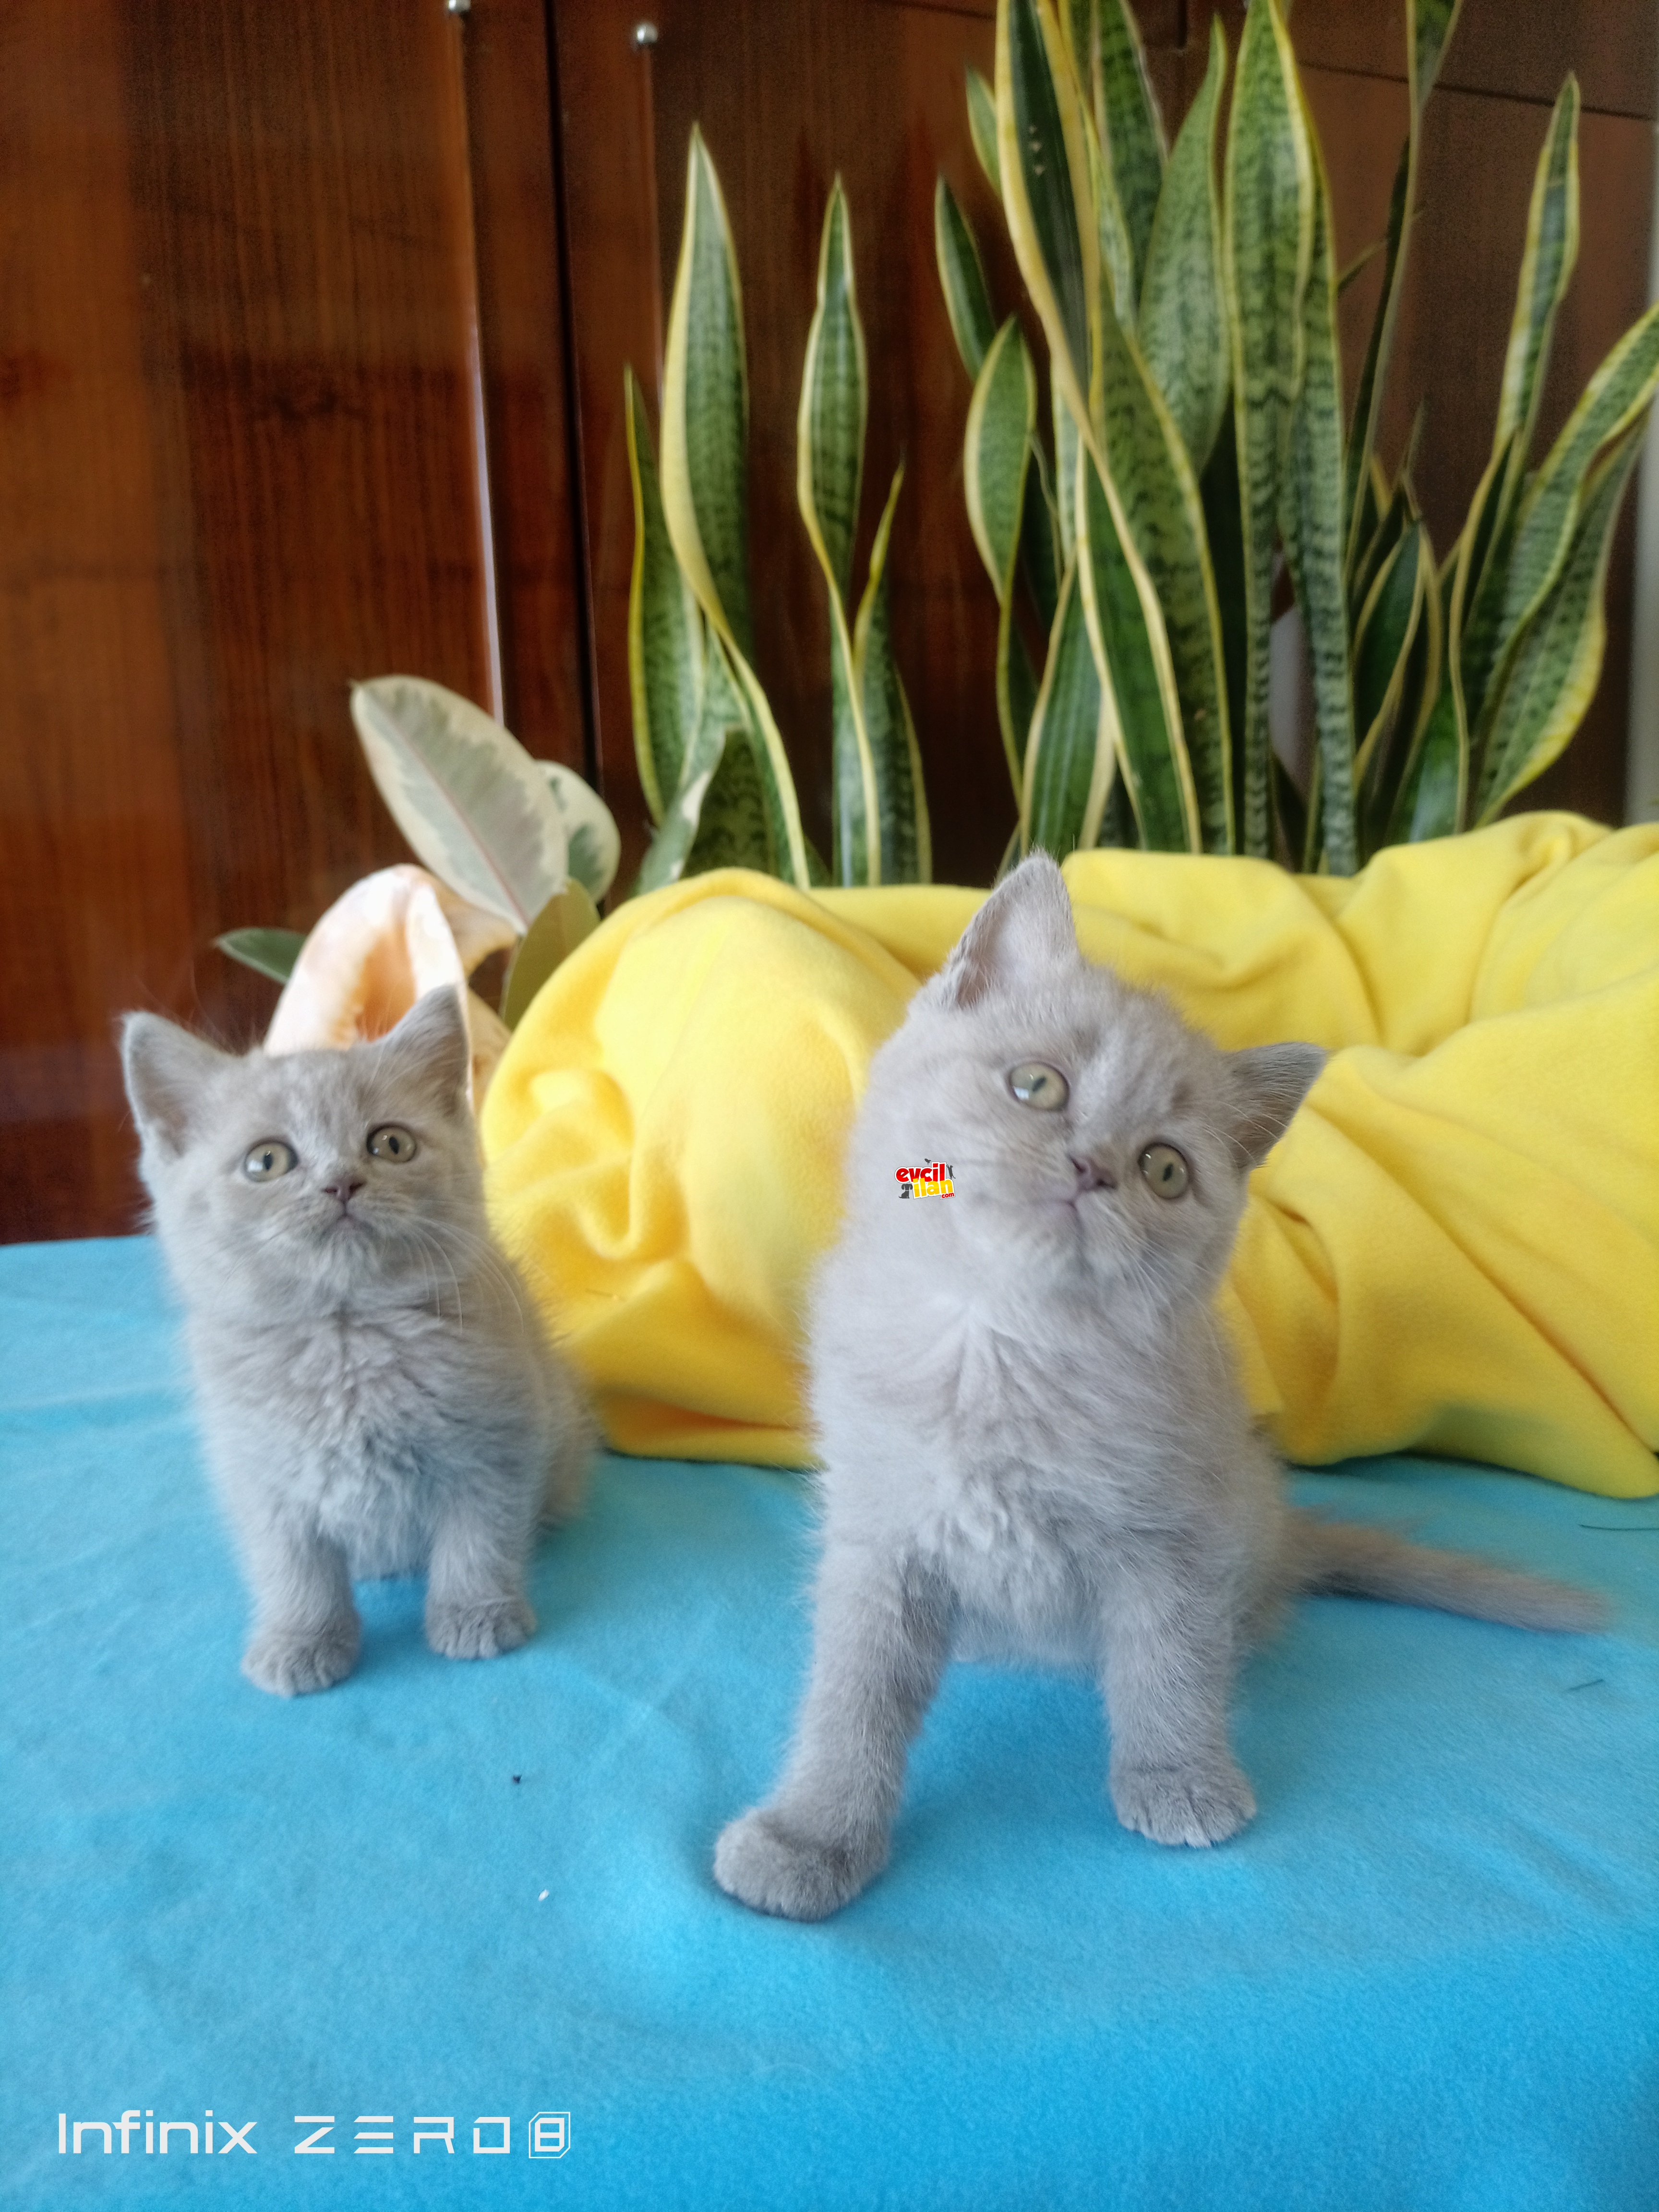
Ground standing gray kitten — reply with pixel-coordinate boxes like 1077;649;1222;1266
121;986;591;1695
715;855;1599;1920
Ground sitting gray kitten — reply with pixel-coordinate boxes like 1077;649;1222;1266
715;854;1599;1920
121;986;591;1695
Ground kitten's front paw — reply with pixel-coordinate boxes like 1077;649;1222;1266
713;1808;885;1922
1112;1759;1256;1848
242;1622;360;1697
426;1595;535;1660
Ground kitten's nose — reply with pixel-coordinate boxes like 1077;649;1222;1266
323;1176;365;1204
1069;1154;1117;1193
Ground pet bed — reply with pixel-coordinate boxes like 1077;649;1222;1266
3;1235;1656;2210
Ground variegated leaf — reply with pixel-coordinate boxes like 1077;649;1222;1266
1022;555;1115;856
624;366;702;826
854;466;932;883
935;177;998;382
1138;16;1229;476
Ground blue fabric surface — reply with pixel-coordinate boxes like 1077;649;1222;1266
2;1235;1657;2212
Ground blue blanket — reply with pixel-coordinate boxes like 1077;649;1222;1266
2;1237;1656;2211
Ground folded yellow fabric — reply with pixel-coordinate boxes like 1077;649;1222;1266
481;813;1659;1497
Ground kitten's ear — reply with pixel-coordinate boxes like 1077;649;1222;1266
120;1014;232;1156
1225;1043;1327;1167
379;985;471;1113
935;854;1080;1010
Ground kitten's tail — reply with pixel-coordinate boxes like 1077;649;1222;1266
1286;1511;1604;1633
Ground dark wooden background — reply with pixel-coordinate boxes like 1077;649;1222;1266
3;0;1653;1242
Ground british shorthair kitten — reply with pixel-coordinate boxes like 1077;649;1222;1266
715;855;1598;1920
122;986;591;1695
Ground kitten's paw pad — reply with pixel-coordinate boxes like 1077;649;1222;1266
713;1809;883;1922
242;1625;359;1696
426;1596;535;1660
1112;1762;1256;1848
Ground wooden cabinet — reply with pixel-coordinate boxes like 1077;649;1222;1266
2;1;1653;1240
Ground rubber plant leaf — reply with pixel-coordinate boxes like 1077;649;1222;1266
216;927;307;985
499;883;601;1029
624;365;702;825
536;762;621;903
349;677;570;930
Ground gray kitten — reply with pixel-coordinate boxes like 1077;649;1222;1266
121;986;591;1695
715;855;1598;1920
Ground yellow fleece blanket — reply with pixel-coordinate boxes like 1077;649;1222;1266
481;814;1659;1498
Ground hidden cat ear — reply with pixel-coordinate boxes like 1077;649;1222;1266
935;853;1081;1010
1225;1043;1328;1167
120;1014;233;1157
378;985;471;1113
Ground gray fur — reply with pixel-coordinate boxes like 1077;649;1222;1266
121;987;592;1695
714;855;1599;1920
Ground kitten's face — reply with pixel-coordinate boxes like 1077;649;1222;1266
122;988;484;1311
856;858;1324;1313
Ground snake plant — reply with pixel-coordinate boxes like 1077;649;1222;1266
938;0;1659;869
625;130;930;891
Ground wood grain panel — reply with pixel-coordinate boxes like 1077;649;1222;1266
1;0;581;1240
1292;0;1658;120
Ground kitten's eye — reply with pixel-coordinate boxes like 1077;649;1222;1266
1008;1062;1069;1112
243;1140;296;1182
367;1125;418;1164
1140;1143;1190;1199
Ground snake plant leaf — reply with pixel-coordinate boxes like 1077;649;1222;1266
1199;412;1249;825
216;927;306;985
1075;446;1198;851
854;464;932;883
798;179;879;883
1351;519;1428;805
1055;391;1081;568
632;643;750;894
1093;0;1166;292
1022;555;1115;857
624;367;703;826
1278;107;1358;876
935;178;998;382
499;883;601;1028
1492;78;1579;489
1021;443;1062;634
1342;138;1409;573
797;178;867;610
536;762;621;902
1391;551;1464;842
1138;16;1229;477
1096;279;1233;852
997;0;1098;445
966;316;1039;788
1084;105;1139;336
1411;0;1466;111
967;66;1002;199
1224;0;1312;860
1463;302;1659;744
1350;468;1412;625
349;677;570;930
1365;518;1442;851
1441;431;1518;817
1474;419;1646;823
661;126;756;662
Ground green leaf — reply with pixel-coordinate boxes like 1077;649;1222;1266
1474;419;1646;822
1200;412;1249;831
1094;0;1166;292
967;67;1002;199
1055;390;1081;568
1351;519;1428;826
1411;0;1466;111
796;178;867;610
349;677;570;930
935;178;998;382
1138;16;1229;476
1020;443;1062;634
966;317;1039;791
1463;303;1659;745
216;927;306;985
499;883;601;1028
661;126;754;661
632;643;750;895
1342;137;1409;574
1362;521;1441;853
1492;78;1579;479
535;762;621;902
1349;467;1411;626
1075;447;1198;851
799;179;880;884
624;367;703;826
1439;434;1516;828
1223;0;1312;859
1022;556;1115;856
1096;278;1233;852
998;0;1098;439
854;466;933;883
1279;120;1359;875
